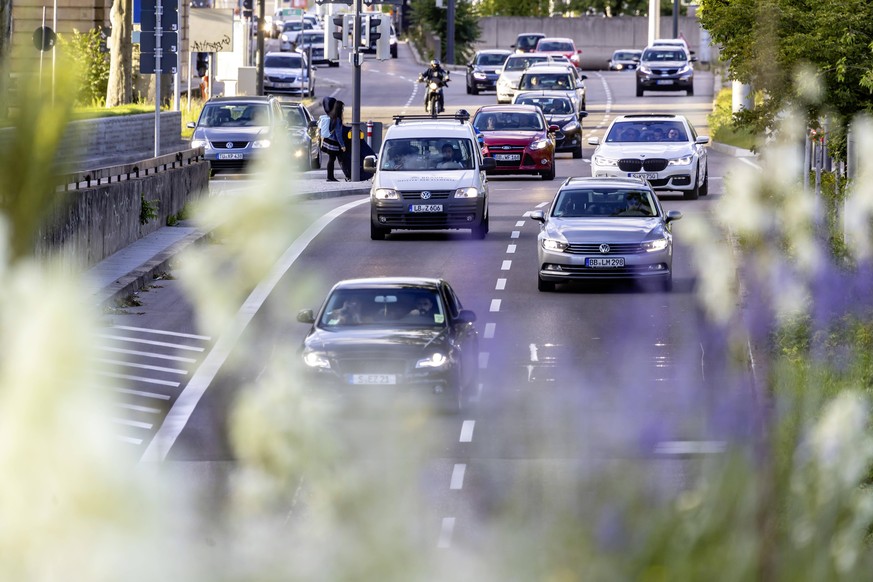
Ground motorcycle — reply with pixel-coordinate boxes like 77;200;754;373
419;71;450;118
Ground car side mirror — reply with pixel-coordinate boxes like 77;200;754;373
187;121;196;129
665;210;683;223
363;155;377;171
457;309;477;324
529;209;546;223
696;136;710;145
587;136;600;145
580;74;588;80
482;157;496;170
690;56;698;62
296;309;315;324
579;111;589;119
548;124;560;133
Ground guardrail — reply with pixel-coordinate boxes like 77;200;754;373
60;147;206;192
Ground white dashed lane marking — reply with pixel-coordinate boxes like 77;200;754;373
489;299;501;312
506;244;516;254
450;464;466;490
437;517;456;549
501;260;512;270
496;278;506;290
460;420;475;442
484;323;496;339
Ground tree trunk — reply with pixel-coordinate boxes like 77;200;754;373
106;0;133;106
0;0;12;61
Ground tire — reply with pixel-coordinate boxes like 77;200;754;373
700;166;709;196
636;83;644;97
538;275;556;292
330;61;340;68
443;383;463;415
310;149;321;170
391;47;397;59
472;213;488;240
687;86;694;96
471;84;479;96
661;275;673;293
581;99;586;111
370;222;389;240
541;159;556;180
572;141;583;159
465;82;471;95
684;166;700;200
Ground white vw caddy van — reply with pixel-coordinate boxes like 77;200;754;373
363;113;497;240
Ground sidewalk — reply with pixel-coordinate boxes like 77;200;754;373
88;168;371;308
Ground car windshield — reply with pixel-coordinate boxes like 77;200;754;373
614;51;640;60
642;49;686;62
265;55;303;68
504;56;548;71
476;53;510;67
298;32;321;44
474;111;544;131
516;35;543;51
519;73;573;90
552;188;657;218
282;107;307;127
605;121;688;143
379;138;476;171
282;21;310;31
516;97;572;115
537;41;573;52
199;104;271;128
320;289;445;327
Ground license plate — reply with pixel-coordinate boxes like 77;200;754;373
630;173;657;180
349;374;396;385
656;79;674;85
586;257;625;268
494;153;520;161
218;153;244;160
409;204;443;212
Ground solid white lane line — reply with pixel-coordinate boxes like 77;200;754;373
460;420;475;442
115;402;162;414
117;436;143;445
97;346;197;363
479;352;490;369
98;334;205;352
100;372;180;387
113;387;171;400
112;326;211;341
489;299;501;312
529;343;539;362
484;323;496;339
111;418;153;430
94;358;188;375
515;221;525;227
450;464;466;490
536;201;548;208
501;260;512;270
510;231;520;239
495;278;506;290
738;157;761;170
506;244;516;254
437;517;456;549
654;441;727;455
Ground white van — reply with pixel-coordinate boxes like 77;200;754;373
363;114;497;240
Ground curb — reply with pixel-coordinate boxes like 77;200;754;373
709;141;756;158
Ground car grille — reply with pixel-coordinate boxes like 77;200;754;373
400;190;452;200
545;264;668;277
334;356;409;376
490;144;525;152
211;141;249;149
652;68;680;75
565;242;646;255
266;75;297;83
617;158;668;172
381;212;479;227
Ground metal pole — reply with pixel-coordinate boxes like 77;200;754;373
300;10;305;95
39;7;46;94
803;133;811;192
52;0;57;105
672;0;679;38
155;0;162;157
351;0;362;181
446;0;454;64
256;0;265;95
187;50;193;111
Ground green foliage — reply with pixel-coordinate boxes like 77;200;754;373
409;0;481;64
476;0;551;16
56;28;110;108
708;87;758;150
139;194;159;225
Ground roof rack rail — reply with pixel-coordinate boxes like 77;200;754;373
393;111;470;125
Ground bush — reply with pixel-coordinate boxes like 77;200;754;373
56;28;110;107
707;87;757;151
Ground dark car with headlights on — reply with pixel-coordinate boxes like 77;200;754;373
279;100;320;170
513;92;587;158
635;45;695;96
472;104;557;180
529;177;682;292
296;277;479;414
187;95;284;173
465;49;512;95
608;49;642;71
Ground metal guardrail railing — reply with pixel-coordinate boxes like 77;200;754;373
60;147;206;192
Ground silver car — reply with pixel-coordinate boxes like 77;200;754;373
496;53;553;103
587;113;709;199
529;177;682;292
263;51;315;97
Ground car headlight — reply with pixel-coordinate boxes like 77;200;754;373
373;188;399;200
252;139;271;149
678;65;692;75
639;65;652;74
190;138;208;149
416;352;448;369
530;138;550;150
303;351;331;369
592;155;618;167
542;238;568;252
668;155;693;166
281;34;290;42
642;238;668;252
455;187;479;198
562;121;579;132
292;148;304;158
615;63;624;70
473;72;487;79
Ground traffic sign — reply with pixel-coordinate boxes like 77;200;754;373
140;31;178;53
140;51;178;74
32;26;56;51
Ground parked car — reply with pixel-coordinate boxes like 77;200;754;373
608;49;642;71
296;277;480;414
263;51;315;97
496;52;554;103
472;104;557;180
587;113;709;199
513;92;588;158
466;49;512;95
279;101;320;170
529;176;682;292
635;45;695;96
516;64;587;110
534;37;583;68
511;32;545;54
187;95;284;173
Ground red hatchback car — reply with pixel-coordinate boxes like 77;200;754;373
535;37;583;69
472;105;557;180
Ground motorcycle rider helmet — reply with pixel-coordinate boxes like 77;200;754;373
430;59;441;68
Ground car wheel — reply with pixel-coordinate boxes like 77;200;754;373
330;61;339;68
581;99;586;111
465;82;471;95
700;166;709;196
443;382;463;415
572;141;583;159
541;160;556;180
636;83;644;97
471;84;479;96
684;166;700;200
370;223;389;240
538;275;555;292
661;275;673;293
687;85;694;96
310;149;321;170
472;213;488;240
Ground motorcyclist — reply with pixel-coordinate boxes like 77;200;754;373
418;59;450;114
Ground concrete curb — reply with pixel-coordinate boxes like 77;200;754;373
709;141;756;158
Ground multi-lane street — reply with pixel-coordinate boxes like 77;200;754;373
100;43;757;555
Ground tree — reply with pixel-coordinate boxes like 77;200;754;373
476;0;551;17
0;0;11;61
106;0;133;107
409;0;481;64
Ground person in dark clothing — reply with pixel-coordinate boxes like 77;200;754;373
321;100;346;182
418;59;449;113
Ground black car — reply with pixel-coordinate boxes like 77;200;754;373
511;32;545;53
279;101;320;170
636;46;696;97
513;92;588;158
465;49;512;95
296;277;479;414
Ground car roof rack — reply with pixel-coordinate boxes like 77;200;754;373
393;111;470;125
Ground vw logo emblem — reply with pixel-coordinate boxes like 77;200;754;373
421;191;431;200
599;244;610;254
226;142;233;149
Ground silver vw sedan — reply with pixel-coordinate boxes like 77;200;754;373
529;177;682;292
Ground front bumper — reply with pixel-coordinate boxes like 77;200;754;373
371;198;486;232
537;244;672;282
470;73;500;91
554;129;582;153
486;147;553;175
496;86;517;103
636;72;694;91
591;161;695;192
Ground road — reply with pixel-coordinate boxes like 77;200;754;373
97;44;757;557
